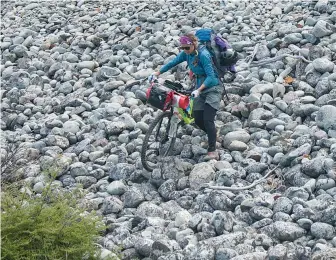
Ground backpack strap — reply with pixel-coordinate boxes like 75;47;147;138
193;45;206;65
210;60;230;104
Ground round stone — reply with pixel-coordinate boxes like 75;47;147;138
311;222;335;240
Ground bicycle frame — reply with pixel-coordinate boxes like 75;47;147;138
176;98;194;125
168;97;195;138
168;111;180;138
147;79;195;138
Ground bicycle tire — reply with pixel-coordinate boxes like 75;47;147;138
141;111;177;172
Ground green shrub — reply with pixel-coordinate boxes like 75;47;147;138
1;174;107;260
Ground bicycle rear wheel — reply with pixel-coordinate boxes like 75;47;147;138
141;111;177;172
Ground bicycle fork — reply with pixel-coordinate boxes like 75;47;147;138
168;112;181;138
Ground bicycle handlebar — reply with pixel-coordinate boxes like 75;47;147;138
163;80;193;95
178;89;193;96
142;77;193;96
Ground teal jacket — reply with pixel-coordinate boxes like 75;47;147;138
159;47;220;89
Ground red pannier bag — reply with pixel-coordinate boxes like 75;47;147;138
173;93;189;110
146;84;174;111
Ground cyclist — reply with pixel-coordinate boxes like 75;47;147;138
151;33;222;161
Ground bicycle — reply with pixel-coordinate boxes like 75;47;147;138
140;78;195;172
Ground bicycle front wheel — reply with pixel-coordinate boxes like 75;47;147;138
141;111;177;172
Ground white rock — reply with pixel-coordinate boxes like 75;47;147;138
250;83;274;95
227;140;248;151
77;61;97;71
63;121;80;134
106;181;127;195
189;163;215;189
175;210;192;227
271;6;282;15
223;130;250;148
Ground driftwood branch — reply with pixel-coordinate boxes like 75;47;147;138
112;34;128;45
135;4;148;13
276;67;293;83
246;43;259;67
249;54;312;68
201;165;280;191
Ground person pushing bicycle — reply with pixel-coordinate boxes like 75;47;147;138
151;33;223;161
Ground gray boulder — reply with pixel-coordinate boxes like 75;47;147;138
208;191;233;211
312;248;336;260
46;135;69;149
106;180;127;195
63;121;80;134
96;66;121;81
261;221;306;241
248;108;273;123
77;61;97;71
280;143;312;167
284;33;302;44
70;162;88;177
316;105;336;131
297;218;314;230
158;179;176;200
231;252;267;260
102;196;123;214
137;202;165;218
123;187;145;208
211;210;234;235
106;121;126;135
273;197;293;214
284;187;310;201
189;163;215;190
75;176;97;189
159;157;185;180
255;44;271;60
301;157;326;178
108;163;135;180
250;206;273;220
268;244;287;260
187;244;215;260
310;222;335;239
215;248;238;260
312;20;333;38
135;238;154;257
312;58;334;73
223;130;250;148
250;83;274;95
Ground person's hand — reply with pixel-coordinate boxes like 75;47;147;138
191;89;200;98
148;71;160;83
148;74;157;83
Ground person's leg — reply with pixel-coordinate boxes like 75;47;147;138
192;94;206;132
193;109;206;132
203;103;217;152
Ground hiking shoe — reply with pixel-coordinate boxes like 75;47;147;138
204;151;219;161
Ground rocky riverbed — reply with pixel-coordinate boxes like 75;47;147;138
1;0;336;259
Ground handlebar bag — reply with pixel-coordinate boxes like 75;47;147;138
146;84;174;111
